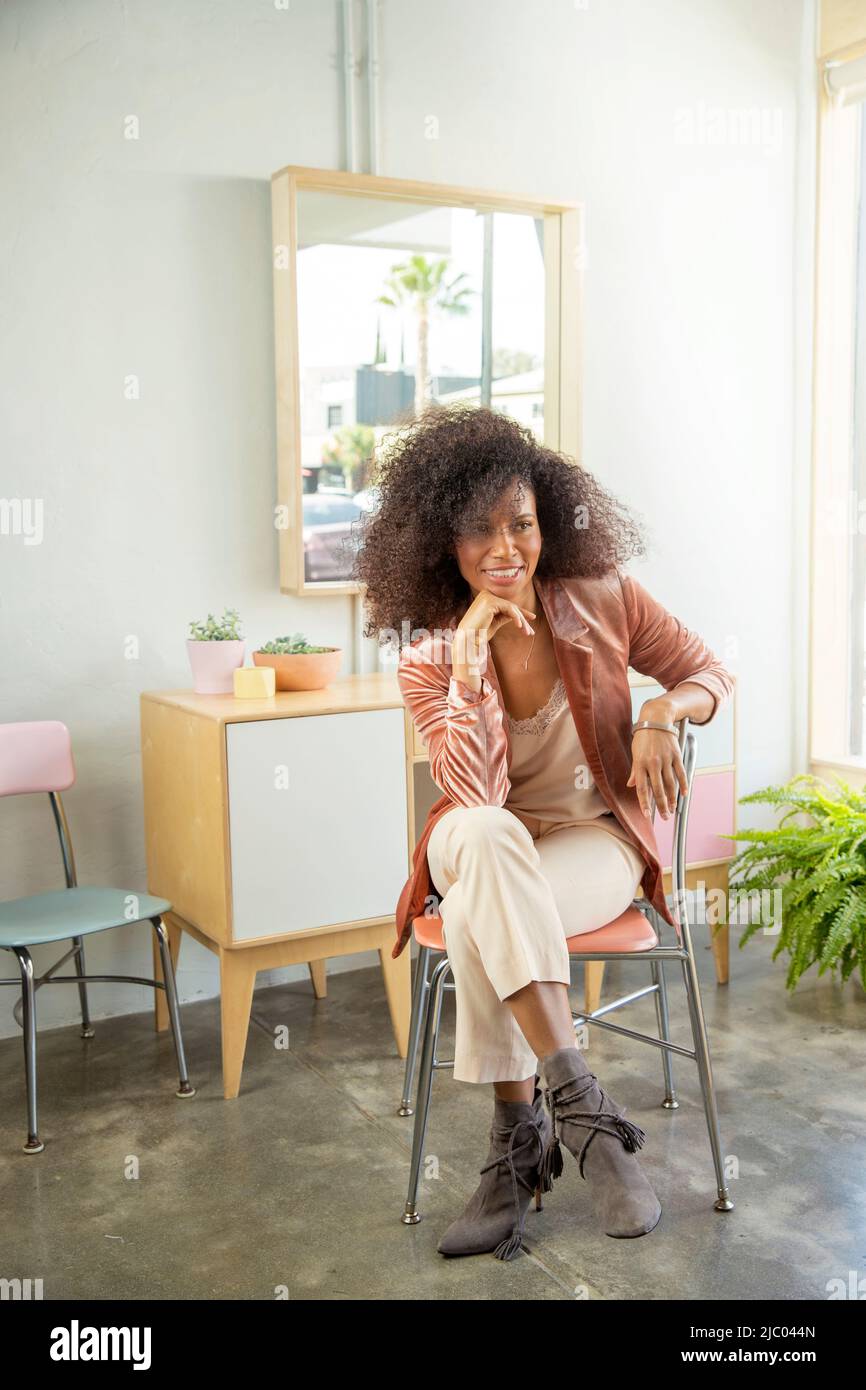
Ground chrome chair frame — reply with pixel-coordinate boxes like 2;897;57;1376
0;790;195;1153
398;717;734;1226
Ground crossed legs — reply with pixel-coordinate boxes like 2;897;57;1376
425;805;646;1093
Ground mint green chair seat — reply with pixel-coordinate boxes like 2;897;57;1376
0;888;172;948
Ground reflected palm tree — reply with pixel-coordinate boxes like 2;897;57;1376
376;255;475;415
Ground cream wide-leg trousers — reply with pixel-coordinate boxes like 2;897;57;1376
425;805;647;1084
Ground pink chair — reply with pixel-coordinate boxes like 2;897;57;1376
399;719;733;1237
0;721;195;1153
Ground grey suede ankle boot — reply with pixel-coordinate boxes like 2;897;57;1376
437;1079;553;1261
538;1045;661;1238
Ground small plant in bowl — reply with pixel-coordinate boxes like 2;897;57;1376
253;631;343;691
187;608;245;694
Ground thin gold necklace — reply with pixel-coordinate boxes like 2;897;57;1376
487;585;539;670
522;585;540;670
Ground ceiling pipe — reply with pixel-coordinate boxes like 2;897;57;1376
365;0;380;175
341;0;358;172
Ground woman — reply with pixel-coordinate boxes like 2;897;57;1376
355;404;734;1262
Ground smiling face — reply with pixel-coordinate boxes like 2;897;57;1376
452;478;542;610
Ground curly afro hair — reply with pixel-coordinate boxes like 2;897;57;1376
353;403;646;642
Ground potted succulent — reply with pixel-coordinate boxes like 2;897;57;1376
187;608;245;694
253;632;342;691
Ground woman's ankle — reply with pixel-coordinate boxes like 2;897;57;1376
539;1043;585;1070
493;1077;536;1103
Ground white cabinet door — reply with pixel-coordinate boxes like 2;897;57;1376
226;709;408;942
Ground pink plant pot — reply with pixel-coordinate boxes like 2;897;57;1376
187;639;246;694
252;647;343;691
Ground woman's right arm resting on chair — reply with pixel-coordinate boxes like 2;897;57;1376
397;637;510;807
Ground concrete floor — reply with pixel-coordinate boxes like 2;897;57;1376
1;928;864;1301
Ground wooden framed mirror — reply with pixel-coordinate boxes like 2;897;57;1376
270;165;583;596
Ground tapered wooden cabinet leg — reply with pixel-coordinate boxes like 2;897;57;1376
220;949;258;1099
379;936;411;1058
704;865;730;986
308;959;327;998
153;914;183;1032
584;960;605;1016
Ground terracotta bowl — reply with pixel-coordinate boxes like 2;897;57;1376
252;647;343;691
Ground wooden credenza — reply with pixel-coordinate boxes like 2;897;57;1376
141;676;412;1098
140;670;737;1097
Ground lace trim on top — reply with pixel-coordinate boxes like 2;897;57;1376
506;677;568;737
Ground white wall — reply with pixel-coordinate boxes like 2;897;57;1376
0;0;815;1037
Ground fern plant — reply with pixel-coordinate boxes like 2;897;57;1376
726;773;866;992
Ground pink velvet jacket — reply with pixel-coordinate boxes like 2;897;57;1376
391;567;736;958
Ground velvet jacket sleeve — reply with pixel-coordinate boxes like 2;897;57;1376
618;569;735;726
397;635;510;806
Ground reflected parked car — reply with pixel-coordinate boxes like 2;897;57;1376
303;492;366;582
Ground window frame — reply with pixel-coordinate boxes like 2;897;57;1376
810;25;866;785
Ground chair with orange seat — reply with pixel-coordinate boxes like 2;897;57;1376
398;718;733;1227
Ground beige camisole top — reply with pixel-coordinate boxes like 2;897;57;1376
503;675;636;848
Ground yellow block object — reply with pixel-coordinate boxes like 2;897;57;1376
233;666;276;699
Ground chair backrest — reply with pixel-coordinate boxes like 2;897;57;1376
652;718;697;942
0;721;78;887
0;721;76;796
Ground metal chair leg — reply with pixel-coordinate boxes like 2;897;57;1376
401;954;450;1225
72;935;95;1039
679;949;734;1212
651;958;678;1109
398;944;431;1116
150;917;195;1098
13;948;43;1153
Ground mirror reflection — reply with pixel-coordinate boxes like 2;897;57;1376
296;190;546;582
